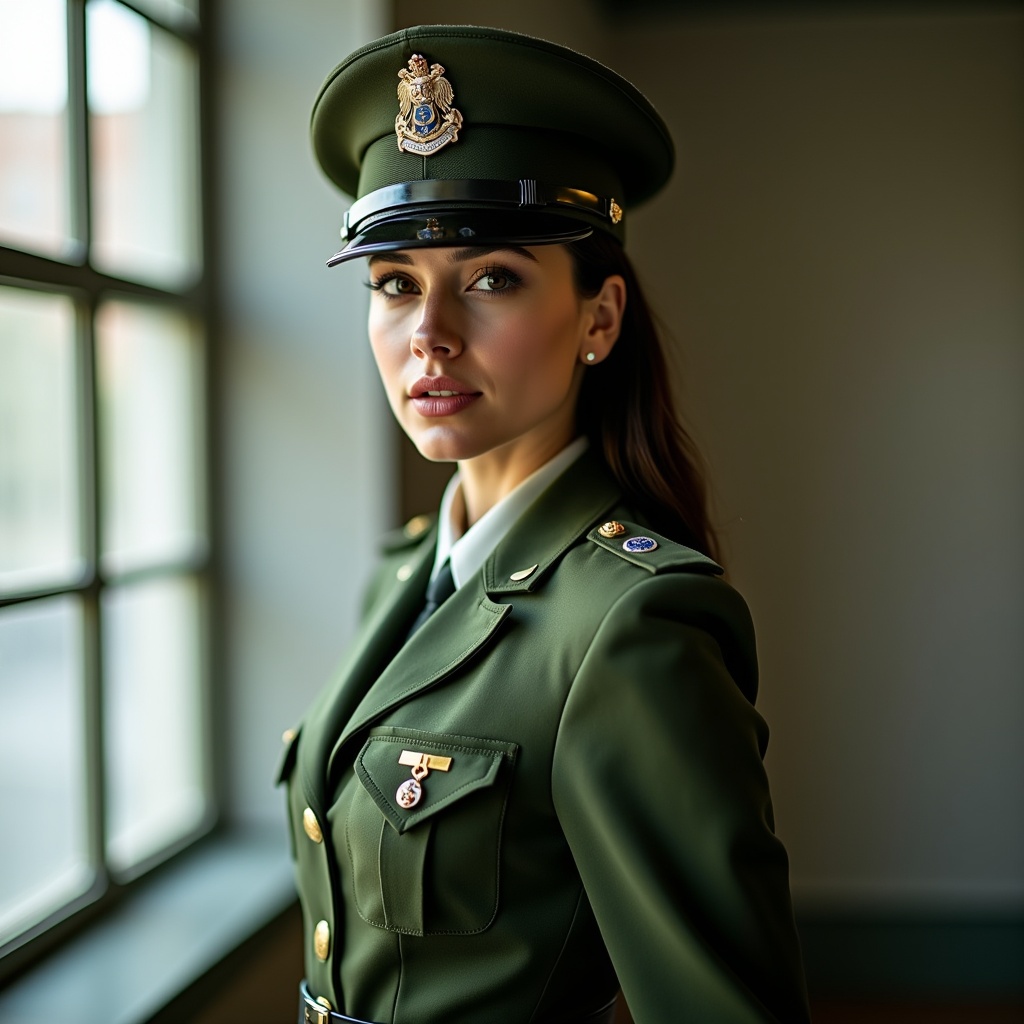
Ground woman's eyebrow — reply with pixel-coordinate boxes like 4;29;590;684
447;245;539;264
368;252;414;267
367;245;540;269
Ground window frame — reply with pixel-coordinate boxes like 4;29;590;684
0;0;217;980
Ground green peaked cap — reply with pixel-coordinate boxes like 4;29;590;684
310;24;675;265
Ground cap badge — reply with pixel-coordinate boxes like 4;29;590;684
598;521;627;538
609;199;623;224
396;54;463;156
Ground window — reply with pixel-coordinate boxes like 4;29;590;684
0;0;211;969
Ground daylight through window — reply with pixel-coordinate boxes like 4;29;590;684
0;0;210;967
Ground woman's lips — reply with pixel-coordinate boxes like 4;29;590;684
410;392;481;417
408;376;481;417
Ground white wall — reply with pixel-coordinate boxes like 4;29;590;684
216;0;392;827
395;0;608;62
617;8;1024;912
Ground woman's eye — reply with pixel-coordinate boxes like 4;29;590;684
470;270;518;293
368;273;418;296
380;276;417;295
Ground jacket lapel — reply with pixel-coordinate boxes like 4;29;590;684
300;530;435;816
483;450;621;596
321;449;623;786
327;580;512;775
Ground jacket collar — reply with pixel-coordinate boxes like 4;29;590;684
437;436;590;587
483;447;621;594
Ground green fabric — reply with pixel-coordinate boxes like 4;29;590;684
279;450;810;1023
309;25;675;258
311;25;673;204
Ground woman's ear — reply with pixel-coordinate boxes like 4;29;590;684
579;274;626;365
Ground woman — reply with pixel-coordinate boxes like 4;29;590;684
278;24;810;1024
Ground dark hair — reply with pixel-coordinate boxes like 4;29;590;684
568;233;720;563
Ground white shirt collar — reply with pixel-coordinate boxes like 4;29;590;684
432;436;589;588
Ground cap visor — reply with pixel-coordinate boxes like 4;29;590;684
327;210;595;266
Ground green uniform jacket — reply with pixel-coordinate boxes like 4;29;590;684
278;451;810;1023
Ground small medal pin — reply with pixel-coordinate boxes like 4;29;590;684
396;750;453;809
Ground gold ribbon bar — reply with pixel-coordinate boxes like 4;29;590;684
399;750;453;772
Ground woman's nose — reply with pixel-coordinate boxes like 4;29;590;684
410;292;462;359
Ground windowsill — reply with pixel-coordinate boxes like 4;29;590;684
0;826;296;1024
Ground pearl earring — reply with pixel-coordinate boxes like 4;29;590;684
585;352;596;362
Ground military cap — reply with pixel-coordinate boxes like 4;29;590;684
310;24;674;265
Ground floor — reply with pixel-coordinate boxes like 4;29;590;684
613;1000;1024;1023
810;1004;1024;1024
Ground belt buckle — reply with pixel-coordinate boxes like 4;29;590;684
304;1004;329;1024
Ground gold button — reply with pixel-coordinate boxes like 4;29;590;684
282;727;297;744
314;919;331;961
598;520;627;538
404;514;431;539
316;996;333;1010
302;807;323;843
396;563;413;582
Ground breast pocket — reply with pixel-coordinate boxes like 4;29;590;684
345;726;518;936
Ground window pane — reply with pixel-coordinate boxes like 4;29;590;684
103;575;205;873
129;0;199;27
0;0;72;255
87;0;200;286
0;597;91;945
0;287;82;595
96;299;204;575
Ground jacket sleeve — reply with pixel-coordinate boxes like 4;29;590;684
551;572;810;1024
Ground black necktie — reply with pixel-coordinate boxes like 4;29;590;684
406;560;456;640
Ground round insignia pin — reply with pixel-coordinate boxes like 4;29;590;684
396;778;423;809
623;536;658;553
598;521;627;538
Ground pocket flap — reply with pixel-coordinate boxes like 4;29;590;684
354;727;517;835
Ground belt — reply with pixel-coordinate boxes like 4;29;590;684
299;982;372;1024
298;980;618;1024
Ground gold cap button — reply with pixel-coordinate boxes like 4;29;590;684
302;807;323;843
314;919;331;961
396;563;413;582
281;727;297;744
598;520;626;538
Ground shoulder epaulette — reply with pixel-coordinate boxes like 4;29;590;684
586;520;723;576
